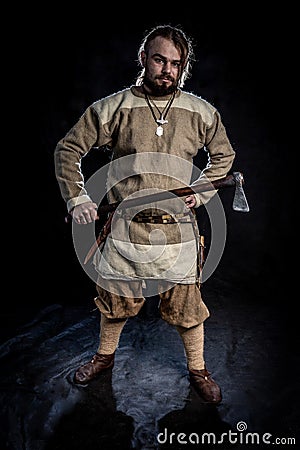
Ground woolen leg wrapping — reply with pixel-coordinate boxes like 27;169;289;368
176;322;205;370
97;314;127;355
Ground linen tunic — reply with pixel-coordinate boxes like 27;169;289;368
54;86;235;284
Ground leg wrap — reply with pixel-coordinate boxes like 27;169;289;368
97;314;127;355
176;322;205;370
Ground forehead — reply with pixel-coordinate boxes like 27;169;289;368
147;36;182;61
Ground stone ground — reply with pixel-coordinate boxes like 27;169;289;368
1;278;299;450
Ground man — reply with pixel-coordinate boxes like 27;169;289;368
54;25;235;405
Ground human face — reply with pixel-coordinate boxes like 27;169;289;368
141;36;182;96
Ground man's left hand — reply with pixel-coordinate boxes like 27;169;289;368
185;195;196;208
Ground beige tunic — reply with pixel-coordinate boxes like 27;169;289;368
54;86;235;283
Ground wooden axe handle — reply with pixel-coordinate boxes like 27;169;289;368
65;172;242;222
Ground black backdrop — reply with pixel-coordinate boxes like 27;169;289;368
8;6;292;323
2;6;297;449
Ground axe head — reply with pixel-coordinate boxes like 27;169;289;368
232;172;250;212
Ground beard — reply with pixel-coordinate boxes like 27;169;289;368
143;75;177;96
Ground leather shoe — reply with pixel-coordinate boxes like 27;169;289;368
74;352;115;384
189;367;222;404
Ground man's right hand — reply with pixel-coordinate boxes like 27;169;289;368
71;202;99;224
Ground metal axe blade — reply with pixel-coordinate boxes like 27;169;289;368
232;172;250;212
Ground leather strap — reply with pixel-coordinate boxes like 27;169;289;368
121;212;196;224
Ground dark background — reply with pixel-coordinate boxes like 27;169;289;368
2;5;293;334
29;8;290;311
2;6;297;449
5;6;291;322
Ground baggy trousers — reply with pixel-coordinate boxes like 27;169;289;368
94;277;210;328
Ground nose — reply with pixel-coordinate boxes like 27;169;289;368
162;61;172;73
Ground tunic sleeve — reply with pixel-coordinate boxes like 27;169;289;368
54;106;101;212
192;110;235;207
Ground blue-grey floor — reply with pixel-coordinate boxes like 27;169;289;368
1;279;299;450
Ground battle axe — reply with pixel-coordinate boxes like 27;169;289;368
77;171;249;264
81;170;249;217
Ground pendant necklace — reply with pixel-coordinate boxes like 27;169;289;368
143;87;176;136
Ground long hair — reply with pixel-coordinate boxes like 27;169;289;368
136;24;195;88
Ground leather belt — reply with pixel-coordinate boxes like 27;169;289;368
121;212;196;224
